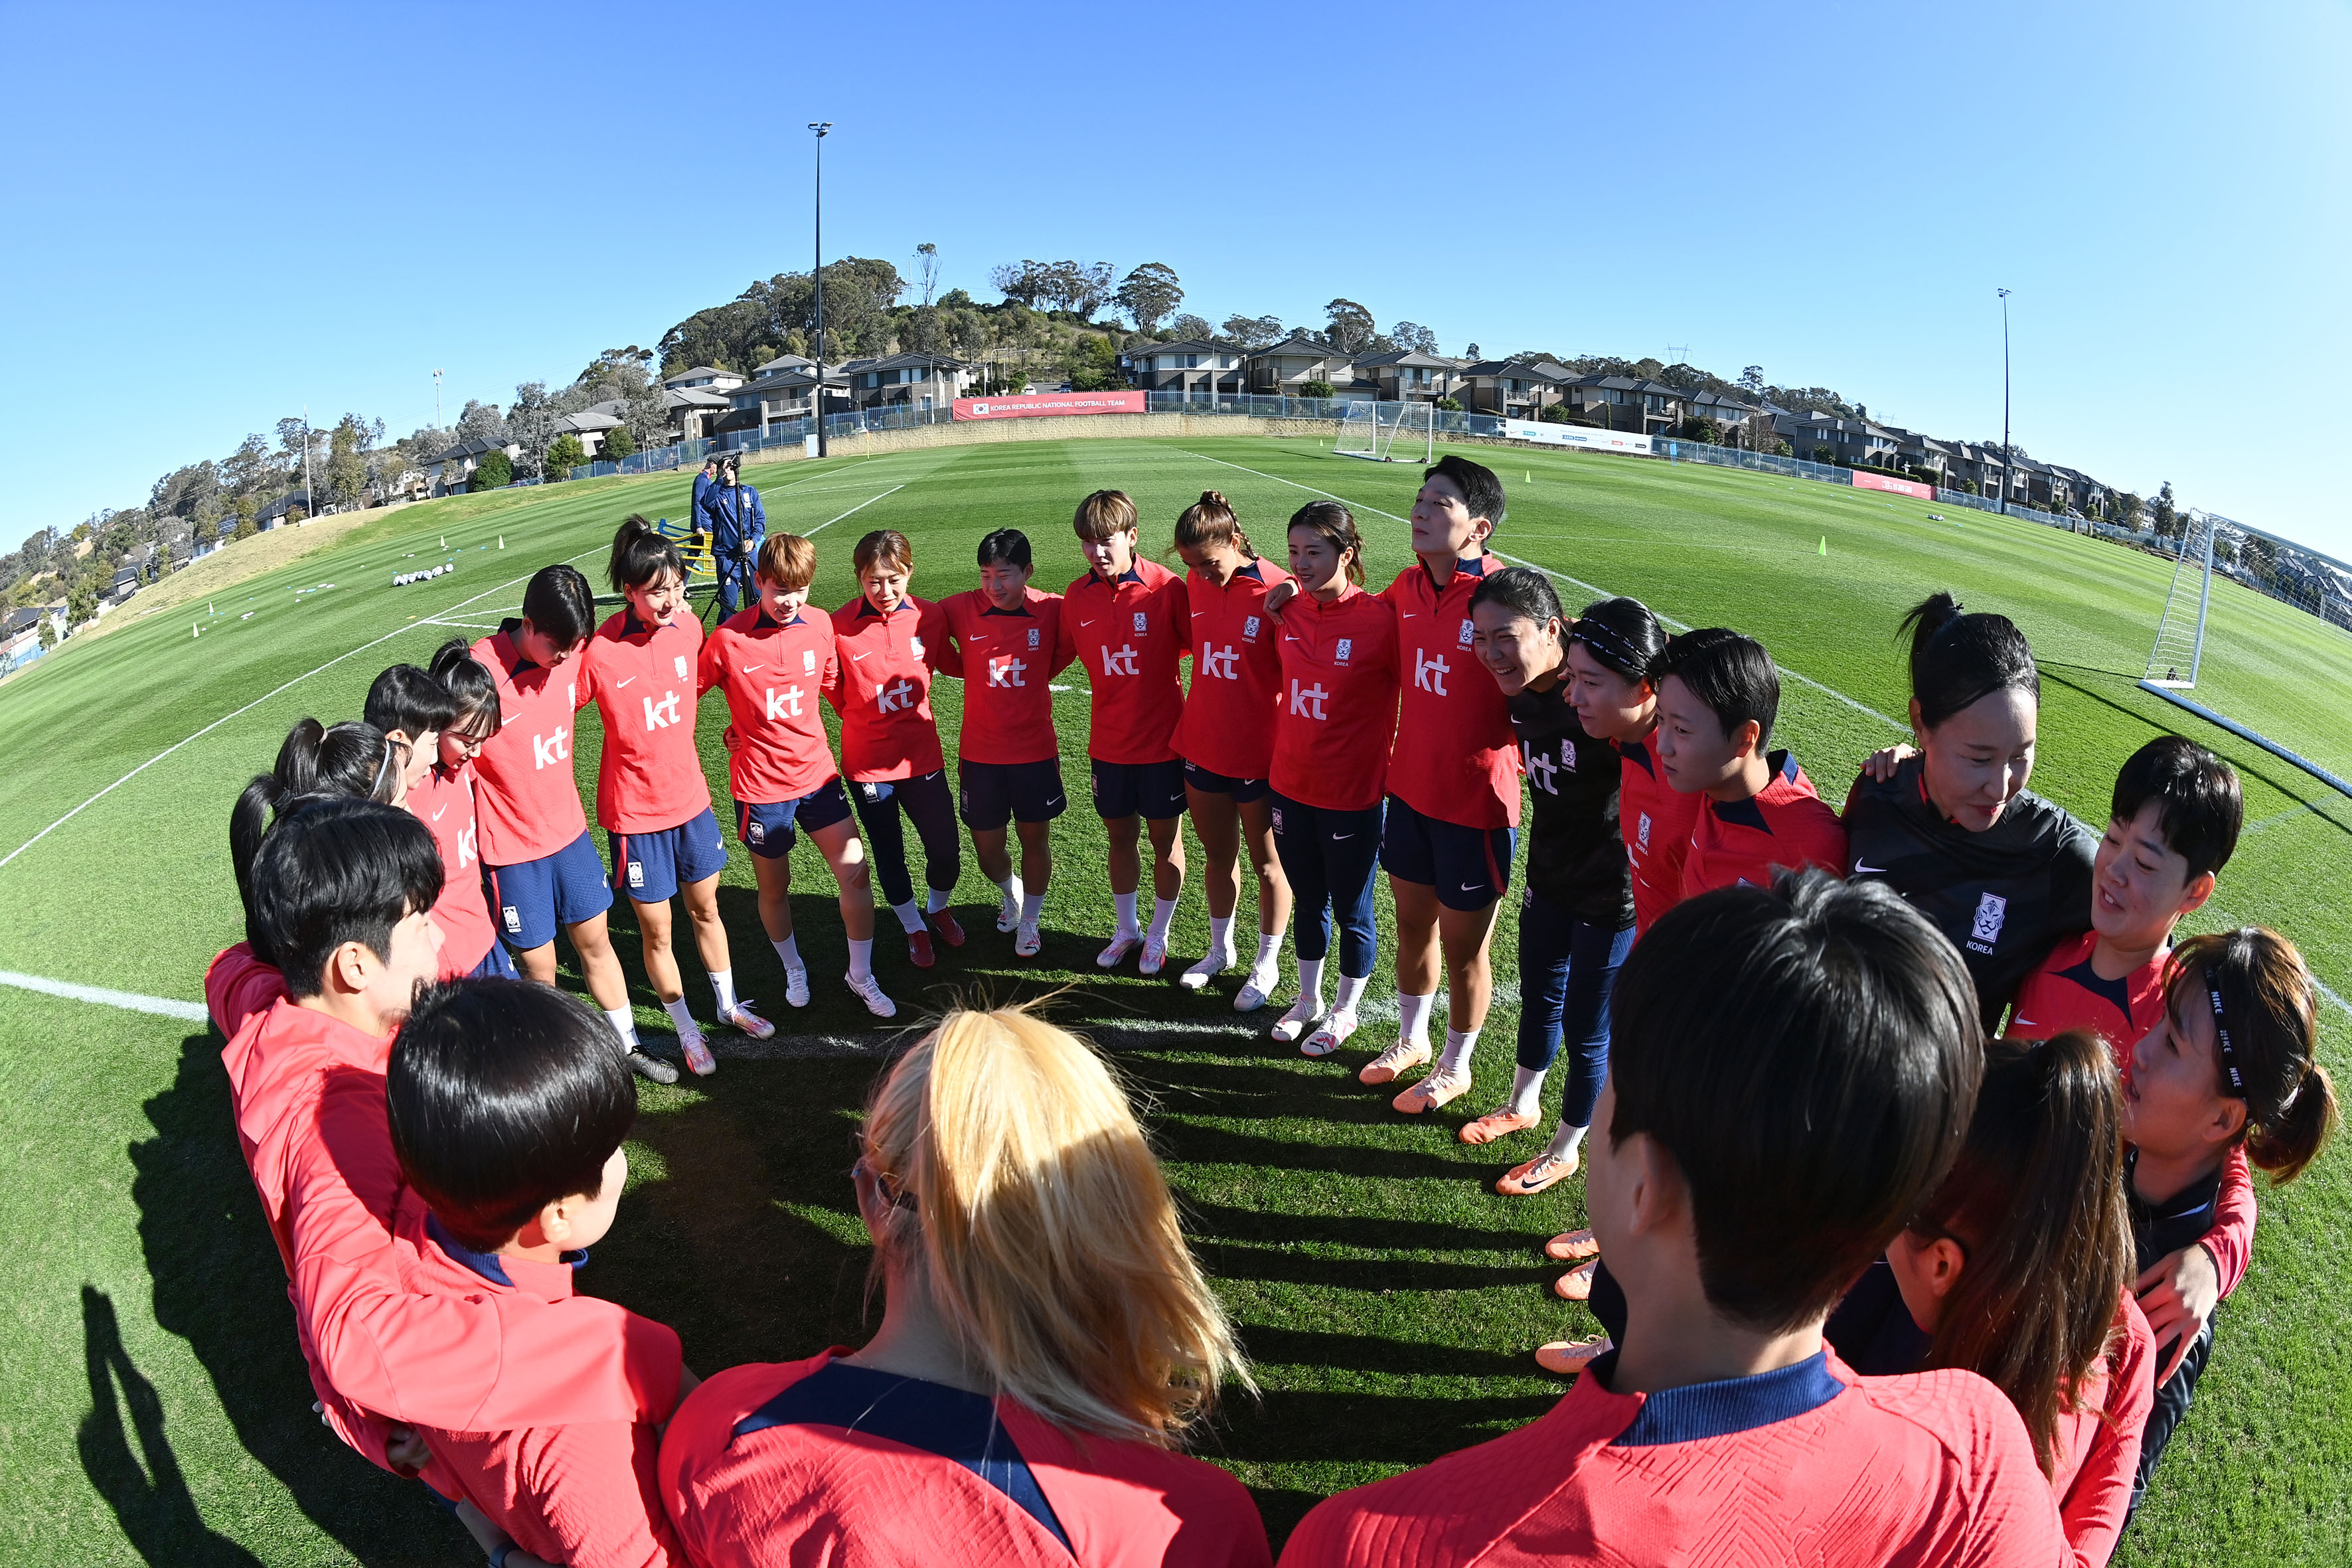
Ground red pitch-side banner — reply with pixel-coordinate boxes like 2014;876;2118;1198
953;390;1146;421
1852;471;1934;500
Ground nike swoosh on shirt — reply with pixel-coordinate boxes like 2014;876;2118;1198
1331;832;1354;840
1077;618;1098;627
742;663;763;672
1853;860;1887;874
2015;1018;2043;1028
851;652;872;661
431;805;449;821
614;676;635;687
1401;613;1417;619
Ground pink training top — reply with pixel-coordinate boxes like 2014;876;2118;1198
406;759;495;978
206;946;682;1468
1279;1349;2070;1568
576;608;715;834
468;629;589;866
660;1351;1272;1568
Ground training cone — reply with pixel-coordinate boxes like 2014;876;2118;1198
497;534;505;550
1818;536;1828;555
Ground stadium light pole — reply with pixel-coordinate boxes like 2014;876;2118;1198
1997;287;2012;516
809;122;832;459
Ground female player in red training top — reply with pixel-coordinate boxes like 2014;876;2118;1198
659;1002;1270;1567
364;653;513;980
1265;503;1400;1058
699;532;898;1020
1563;596;1696;937
1170;491;1294;1006
578;517;773;1078
926;528;1074;959
830;528;963;969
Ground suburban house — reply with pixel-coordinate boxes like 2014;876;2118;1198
1351;351;1468;403
720;366;852;433
663;385;732;442
663;364;747;393
751;353;815;378
1683;388;1763;438
3;605;45;669
1455;360;1563;420
1243;335;1357;396
841;352;975;414
427;437;522;495
1121;339;1246;397
1559;374;1693;433
555;406;625;458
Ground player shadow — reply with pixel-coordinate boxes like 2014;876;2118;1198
1180;1197;1563;1257
1232;1322;1553;1383
1217;1385;1562;1468
1195;1239;1559;1294
78;1285;262;1567
127;1030;457;1564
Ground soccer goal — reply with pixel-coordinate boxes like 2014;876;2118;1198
1334;400;1435;463
2138;509;2352;800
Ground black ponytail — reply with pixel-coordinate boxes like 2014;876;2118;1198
609;514;684;594
364;664;459;740
429;639;502;740
1571;596;1667;684
230;718;403;957
1900;591;2039;730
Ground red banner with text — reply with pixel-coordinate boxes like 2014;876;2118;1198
1851;471;1934;500
953;390;1146;421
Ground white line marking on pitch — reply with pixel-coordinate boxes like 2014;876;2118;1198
1177;449;1907;730
804;486;904;536
0;970;210;1022
0;546;601;873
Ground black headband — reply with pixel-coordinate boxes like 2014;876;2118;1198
2205;969;2248;1101
1573;617;1646;677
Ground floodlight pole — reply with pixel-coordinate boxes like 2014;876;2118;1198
1997;288;2012;516
810;122;832;459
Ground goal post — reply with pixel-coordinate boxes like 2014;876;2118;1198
1333;400;1435;463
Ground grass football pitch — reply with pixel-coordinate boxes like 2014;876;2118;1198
3;433;2347;1565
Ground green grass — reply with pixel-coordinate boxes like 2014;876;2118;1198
3;435;2348;1564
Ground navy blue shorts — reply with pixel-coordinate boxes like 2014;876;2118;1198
1090;757;1187;822
959;757;1068;830
489;830;613;951
734;778;853;858
467;940;519;980
1182;759;1272;805
609;807;729;903
1379;794;1516;910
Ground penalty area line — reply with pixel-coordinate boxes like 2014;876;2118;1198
804;486;905;536
0;546;601;874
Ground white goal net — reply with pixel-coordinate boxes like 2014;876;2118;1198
1334;400;1434;463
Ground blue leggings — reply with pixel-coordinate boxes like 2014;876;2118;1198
1517;892;1634;1130
1272;793;1383;978
852;771;961;908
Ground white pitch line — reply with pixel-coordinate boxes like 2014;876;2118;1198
0;970;209;1022
0;546;600;873
1177;449;1909;732
804;486;905;537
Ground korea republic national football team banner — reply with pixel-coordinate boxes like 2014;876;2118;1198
1500;419;1654;455
953;390;1147;420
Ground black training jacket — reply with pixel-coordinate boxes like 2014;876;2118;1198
1508;678;1633;930
1841;753;2094;1030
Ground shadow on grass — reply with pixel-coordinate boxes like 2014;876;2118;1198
128;1030;456;1565
79;1285;261;1567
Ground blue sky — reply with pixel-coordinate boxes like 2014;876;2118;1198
3;2;2347;554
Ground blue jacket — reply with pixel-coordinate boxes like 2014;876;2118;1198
691;471;715;527
700;481;765;555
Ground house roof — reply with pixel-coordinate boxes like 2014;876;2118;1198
739;368;850;395
665;387;732;409
557;410;623;433
1352;350;1454;369
752;354;815;374
426;437;509;463
1462;360;1565;382
1245;335;1351;361
1687;390;1760;413
663;365;742;386
1126;339;1229;361
856;352;972;373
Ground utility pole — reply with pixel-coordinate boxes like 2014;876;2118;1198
1997;288;2012;516
809;122;832;458
302;406;314;520
433;368;443;429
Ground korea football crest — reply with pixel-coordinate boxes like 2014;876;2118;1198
674;654;690;679
909;635;925;661
1243;615;1261;642
1028;627;1041;649
1133;611;1148;635
802;649;818;674
746;816;767;845
1457;618;1474;649
1968;892;2009;953
1336;638;1353;665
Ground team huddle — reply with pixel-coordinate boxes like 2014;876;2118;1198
210;451;2339;1565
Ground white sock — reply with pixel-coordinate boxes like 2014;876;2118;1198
1398;990;1437;1046
771;935;803;971
1020;891;1044;924
1207;915;1233;957
1510;1065;1547;1119
926;887;952;914
1254;933;1281;969
996;874;1024;908
710;967;738;1014
1113;891;1140;934
663;996;700;1040
892;899;926;934
1148;896;1178;941
1332;972;1368;1014
1294;957;1325;1010
1547;1121;1590;1162
603;1006;640;1052
848;937;874;982
1439;1026;1480;1077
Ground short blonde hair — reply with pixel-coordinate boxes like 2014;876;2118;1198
756;532;817;591
862;1003;1249;1443
1072;489;1137;544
